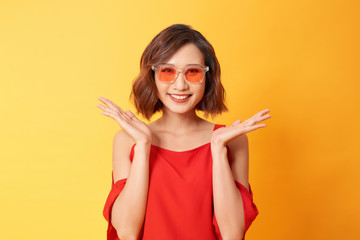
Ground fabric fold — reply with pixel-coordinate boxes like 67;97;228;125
212;180;259;240
103;175;127;240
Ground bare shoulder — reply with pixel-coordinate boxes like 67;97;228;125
227;133;250;191
112;129;136;183
227;133;248;152
227;133;249;165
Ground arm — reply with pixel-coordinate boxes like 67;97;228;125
211;134;249;240
97;97;153;240
111;130;150;240
210;109;271;240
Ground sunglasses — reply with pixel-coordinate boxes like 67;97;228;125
151;64;209;84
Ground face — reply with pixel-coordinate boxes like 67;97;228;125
154;43;206;115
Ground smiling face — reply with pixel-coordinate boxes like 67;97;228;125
154;43;206;115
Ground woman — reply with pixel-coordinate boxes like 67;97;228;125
97;23;271;240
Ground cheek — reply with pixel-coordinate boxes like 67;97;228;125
197;84;206;98
155;81;167;98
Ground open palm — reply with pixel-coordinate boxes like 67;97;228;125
211;109;271;147
97;97;152;144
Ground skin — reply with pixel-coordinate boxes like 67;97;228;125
97;42;271;240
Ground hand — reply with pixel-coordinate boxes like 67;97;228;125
211;109;271;147
97;97;152;144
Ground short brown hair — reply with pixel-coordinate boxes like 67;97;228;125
130;23;228;120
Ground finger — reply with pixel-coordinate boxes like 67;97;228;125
101;108;122;120
119;109;134;122
98;104;127;122
244;123;267;133
99;97;124;114
102;110;133;129
245;112;271;126
242;118;255;126
125;110;144;123
101;111;121;122
252;109;270;118
125;110;135;119
231;119;242;127
98;97;118;112
100;105;130;124
260;114;271;121
97;104;108;111
108;102;134;123
258;109;270;116
253;114;271;124
106;98;127;114
100;99;133;124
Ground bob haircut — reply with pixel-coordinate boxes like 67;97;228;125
130;23;228;120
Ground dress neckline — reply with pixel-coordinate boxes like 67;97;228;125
150;123;218;153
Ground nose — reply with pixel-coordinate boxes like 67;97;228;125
173;71;189;90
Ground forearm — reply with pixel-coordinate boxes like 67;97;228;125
211;144;245;240
112;143;150;240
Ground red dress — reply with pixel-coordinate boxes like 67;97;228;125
103;124;259;240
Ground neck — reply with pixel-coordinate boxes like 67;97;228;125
156;108;204;134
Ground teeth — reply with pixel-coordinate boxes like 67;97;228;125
170;94;190;100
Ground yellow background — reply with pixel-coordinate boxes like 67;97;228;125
1;0;359;239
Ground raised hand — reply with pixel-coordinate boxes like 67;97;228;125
211;109;271;147
97;97;152;145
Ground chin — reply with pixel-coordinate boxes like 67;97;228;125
158;93;203;114
163;101;197;114
165;105;195;114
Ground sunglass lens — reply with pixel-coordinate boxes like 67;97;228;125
185;67;203;83
158;66;176;82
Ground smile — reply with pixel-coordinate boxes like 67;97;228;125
169;94;191;99
168;94;192;102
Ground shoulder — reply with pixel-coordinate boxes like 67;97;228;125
226;132;249;163
227;133;250;191
227;133;248;152
214;123;248;148
113;129;136;154
113;129;135;146
112;129;136;182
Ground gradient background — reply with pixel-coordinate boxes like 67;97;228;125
1;0;359;239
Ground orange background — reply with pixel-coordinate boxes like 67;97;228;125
0;0;359;239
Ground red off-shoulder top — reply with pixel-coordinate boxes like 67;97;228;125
103;124;259;240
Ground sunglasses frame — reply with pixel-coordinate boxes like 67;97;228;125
151;64;210;84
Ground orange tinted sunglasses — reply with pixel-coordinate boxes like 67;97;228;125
151;64;209;84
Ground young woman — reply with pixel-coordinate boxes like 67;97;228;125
97;24;271;240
